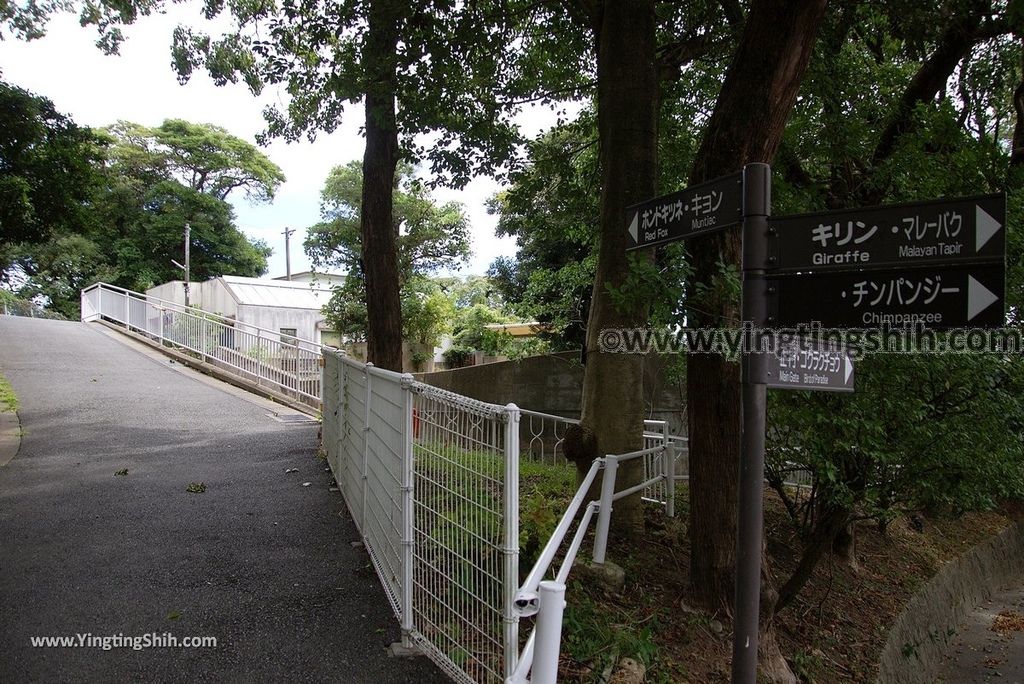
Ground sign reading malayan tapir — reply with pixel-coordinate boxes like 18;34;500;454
768;193;1006;331
768;194;1005;273
625;172;743;250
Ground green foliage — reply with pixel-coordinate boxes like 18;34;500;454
488;114;599;350
442;346;474;369
168;0;529;187
451;304;510;355
562;588;661;670
0;81;101;257
517;458;575;568
104;118;285;202
2;86;275;316
0;372;17;412
401;277;455;347
767;353;1024;533
310;162;471;340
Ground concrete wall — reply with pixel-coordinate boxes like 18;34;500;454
237;304;322;345
876;520;1024;683
146;281;200;307
415;351;685;433
196;279;239;319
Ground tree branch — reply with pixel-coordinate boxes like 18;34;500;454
870;4;1006;174
656;33;717;81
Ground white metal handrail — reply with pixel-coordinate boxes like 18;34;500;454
81;282;324;354
81;282;324;407
508;426;679;684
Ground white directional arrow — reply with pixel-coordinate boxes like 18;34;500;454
976;205;1002;252
843;354;853;385
967;275;999;321
628;212;639;244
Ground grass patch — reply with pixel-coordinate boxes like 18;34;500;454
0;373;17;412
186;482;207;493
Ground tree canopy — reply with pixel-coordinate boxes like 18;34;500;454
0;81;101;255
1;83;277;316
308;161;471;339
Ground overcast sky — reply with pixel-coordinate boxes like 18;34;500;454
0;3;555;279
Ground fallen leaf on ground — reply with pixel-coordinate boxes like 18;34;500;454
991;611;1024;635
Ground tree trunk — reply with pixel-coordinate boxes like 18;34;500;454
777;505;851;611
567;0;657;533
360;0;403;373
833;522;859;570
1011;41;1024;170
687;0;828;613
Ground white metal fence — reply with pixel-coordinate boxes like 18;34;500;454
82;281;817;683
81;282;323;409
323;351;520;683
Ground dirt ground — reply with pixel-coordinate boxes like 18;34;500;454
556;492;1019;683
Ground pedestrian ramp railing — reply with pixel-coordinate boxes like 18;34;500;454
80;282;322;410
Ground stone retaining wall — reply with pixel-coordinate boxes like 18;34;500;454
876;520;1024;683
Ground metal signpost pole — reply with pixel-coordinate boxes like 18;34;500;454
732;163;771;684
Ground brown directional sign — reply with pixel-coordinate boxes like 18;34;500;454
751;337;854;392
768;194;1005;273
770;263;1005;329
625;172;743;251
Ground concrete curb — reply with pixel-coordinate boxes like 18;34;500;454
876;520;1024;683
0;409;21;467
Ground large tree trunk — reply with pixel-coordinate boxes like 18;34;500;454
360;0;403;373
687;0;827;610
567;0;657;532
684;0;826;679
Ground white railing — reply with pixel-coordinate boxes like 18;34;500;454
507;433;681;684
81;282;323;409
79;282;823;684
323;350;520;684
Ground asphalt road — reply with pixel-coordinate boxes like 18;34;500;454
0;316;444;683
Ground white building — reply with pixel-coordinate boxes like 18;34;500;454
146;274;344;346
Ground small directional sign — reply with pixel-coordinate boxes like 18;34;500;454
625;171;743;250
768;194;1005;273
753;337;854;392
771;263;1005;329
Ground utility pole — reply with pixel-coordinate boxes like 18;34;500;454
283;227;295;280
172;222;191;306
184;222;191;306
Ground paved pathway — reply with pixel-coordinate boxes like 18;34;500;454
938;580;1024;683
0;316;444;682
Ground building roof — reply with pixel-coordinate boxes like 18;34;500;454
272;271;346;285
218;275;334;310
